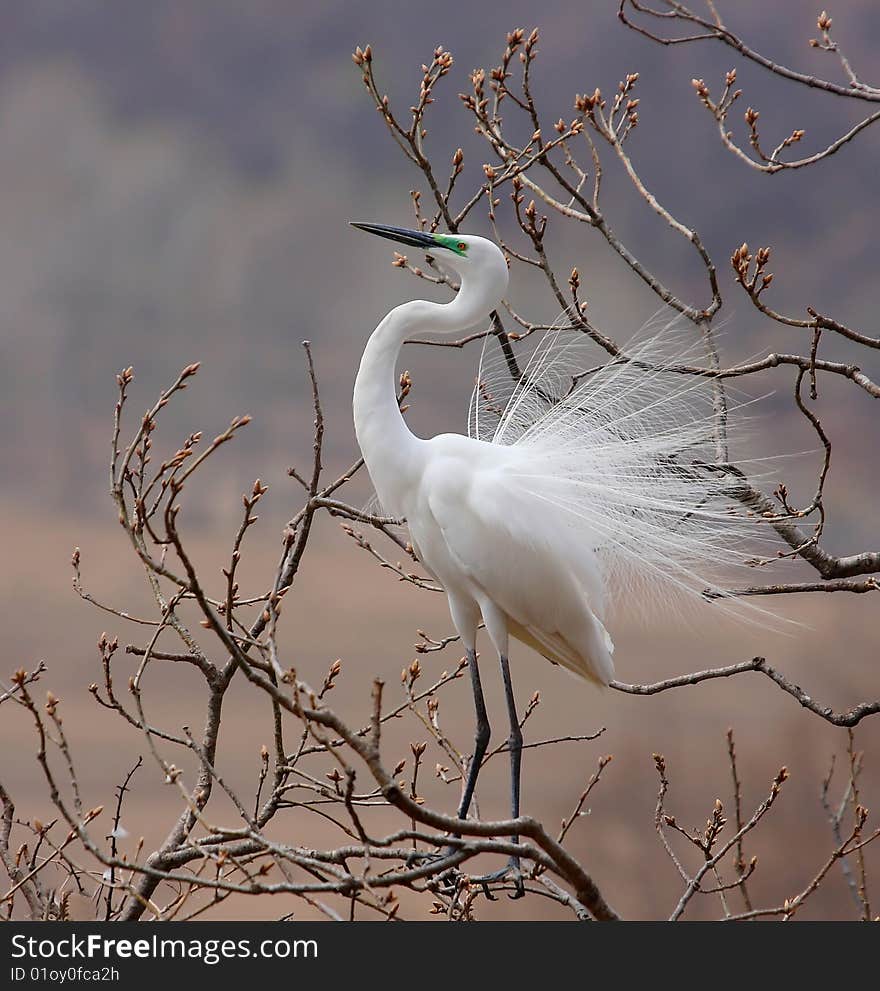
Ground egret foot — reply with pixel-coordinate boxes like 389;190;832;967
473;857;525;900
406;847;465;894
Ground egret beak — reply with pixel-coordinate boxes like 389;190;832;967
350;222;437;250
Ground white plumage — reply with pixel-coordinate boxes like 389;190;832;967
351;223;766;846
468;316;767;641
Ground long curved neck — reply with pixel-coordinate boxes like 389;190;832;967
353;273;492;514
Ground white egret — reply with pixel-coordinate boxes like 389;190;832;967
351;222;757;884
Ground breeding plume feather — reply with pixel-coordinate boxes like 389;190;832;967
468;312;767;622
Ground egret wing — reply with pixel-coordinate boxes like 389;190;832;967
423;453;614;685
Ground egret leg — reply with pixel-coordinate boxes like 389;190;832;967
499;654;522;823
457;648;491;820
469;653;524;898
499;653;525;897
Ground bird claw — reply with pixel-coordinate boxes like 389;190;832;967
473;857;525;899
508;866;526;900
408;848;465;894
414;850;525;900
436;871;463;896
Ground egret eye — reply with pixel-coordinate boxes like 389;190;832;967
457;242;467;252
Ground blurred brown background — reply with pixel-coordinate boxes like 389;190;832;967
1;1;878;919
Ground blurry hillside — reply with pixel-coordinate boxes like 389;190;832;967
1;1;878;526
0;2;878;920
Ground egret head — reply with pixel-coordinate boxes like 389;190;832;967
351;223;508;296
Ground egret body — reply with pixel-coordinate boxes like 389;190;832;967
351;223;759;885
351;224;617;884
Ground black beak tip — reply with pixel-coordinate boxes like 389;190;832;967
350;222;436;250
